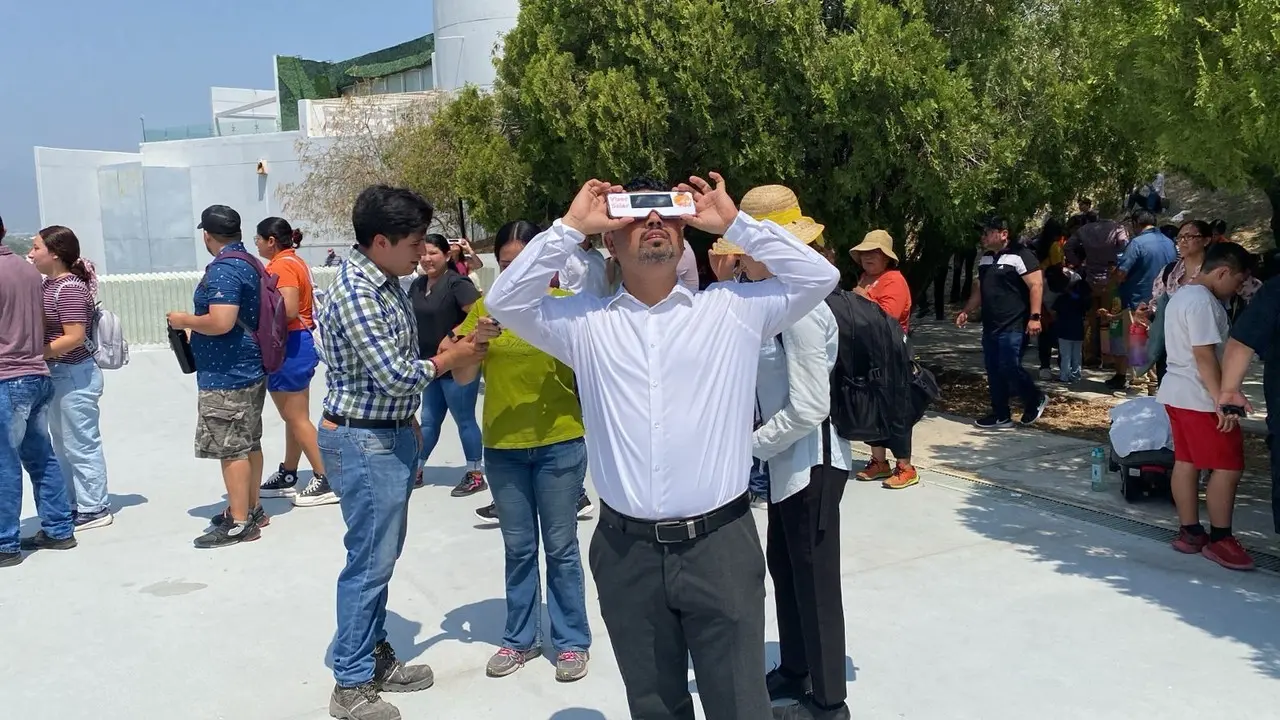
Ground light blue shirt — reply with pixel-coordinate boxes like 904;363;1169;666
753;300;852;503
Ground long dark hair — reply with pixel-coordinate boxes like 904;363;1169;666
424;233;450;257
257;217;303;250
493;221;540;260
1035;217;1064;263
38;225;98;295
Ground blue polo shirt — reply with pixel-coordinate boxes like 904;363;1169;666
191;243;264;391
1116;228;1177;310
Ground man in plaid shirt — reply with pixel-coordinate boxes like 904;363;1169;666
317;185;495;720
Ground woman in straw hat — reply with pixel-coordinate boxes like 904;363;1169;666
848;229;920;490
712;186;852;720
484;173;840;720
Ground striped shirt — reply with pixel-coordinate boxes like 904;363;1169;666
317;248;436;421
43;274;94;365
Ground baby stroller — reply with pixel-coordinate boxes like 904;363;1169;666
1106;398;1176;502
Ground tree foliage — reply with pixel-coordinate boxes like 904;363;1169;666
1108;0;1280;237
488;0;1154;266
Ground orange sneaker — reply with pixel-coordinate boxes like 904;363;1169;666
856;459;892;482
882;464;919;490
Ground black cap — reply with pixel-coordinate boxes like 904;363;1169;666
198;205;241;236
982;215;1008;232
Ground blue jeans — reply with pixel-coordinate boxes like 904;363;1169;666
748;457;770;498
486;438;591;653
981;330;1042;421
420;375;481;465
49;360;110;514
318;423;418;686
1058;339;1083;383
0;376;73;554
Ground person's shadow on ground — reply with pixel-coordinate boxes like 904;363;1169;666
324;599;507;669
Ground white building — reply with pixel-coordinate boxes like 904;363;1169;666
34;0;520;274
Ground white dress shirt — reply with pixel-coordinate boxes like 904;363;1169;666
754;301;851;503
485;212;840;520
560;245;611;297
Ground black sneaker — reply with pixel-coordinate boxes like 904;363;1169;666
475;502;499;523
19;530;77;551
73;508;114;531
772;694;851;720
765;666;810;702
329;682;401;720
193;519;261;549
0;551;22;568
260;464;299;498
210;504;270;528
373;641;434;693
1020;394;1049;425
450;471;487;498
1104;374;1129;391
974;414;1012;429
576;494;594;519
293;474;338;507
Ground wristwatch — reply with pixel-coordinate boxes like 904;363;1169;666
1030;313;1042;321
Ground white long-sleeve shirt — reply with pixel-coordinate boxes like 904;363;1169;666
754;301;852;504
485;212;840;520
559;245;611;297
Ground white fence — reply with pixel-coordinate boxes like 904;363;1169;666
101;257;500;346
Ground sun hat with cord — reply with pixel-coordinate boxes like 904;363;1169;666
709;185;826;255
849;229;900;264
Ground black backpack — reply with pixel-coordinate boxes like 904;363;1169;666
823;289;914;442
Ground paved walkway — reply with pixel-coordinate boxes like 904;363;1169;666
4;352;1279;719
910;317;1270;433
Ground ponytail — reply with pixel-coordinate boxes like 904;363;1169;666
72;257;100;297
291;229;304;248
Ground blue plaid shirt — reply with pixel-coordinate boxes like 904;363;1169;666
317;250;435;420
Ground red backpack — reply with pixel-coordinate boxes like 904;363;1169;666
207;250;289;374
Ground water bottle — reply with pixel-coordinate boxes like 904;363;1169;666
1090;447;1106;491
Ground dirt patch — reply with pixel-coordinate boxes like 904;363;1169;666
925;365;1272;477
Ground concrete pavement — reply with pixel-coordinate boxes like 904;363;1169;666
3;350;1279;719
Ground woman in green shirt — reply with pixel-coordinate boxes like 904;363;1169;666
452;220;593;683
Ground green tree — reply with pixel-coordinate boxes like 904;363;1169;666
1111;0;1280;242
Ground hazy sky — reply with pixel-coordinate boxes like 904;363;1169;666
0;0;434;231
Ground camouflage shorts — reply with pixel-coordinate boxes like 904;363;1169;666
194;380;267;460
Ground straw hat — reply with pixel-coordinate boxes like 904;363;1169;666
849;229;899;263
710;185;826;255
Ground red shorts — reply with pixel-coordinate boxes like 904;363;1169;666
1164;405;1245;472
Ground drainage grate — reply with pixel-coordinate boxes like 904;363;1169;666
925;467;1280;575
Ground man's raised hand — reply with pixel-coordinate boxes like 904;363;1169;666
564;179;633;236
676;172;738;236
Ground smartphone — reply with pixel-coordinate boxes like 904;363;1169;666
607;191;696;219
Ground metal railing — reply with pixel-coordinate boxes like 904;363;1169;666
99;263;499;346
142;119;280;143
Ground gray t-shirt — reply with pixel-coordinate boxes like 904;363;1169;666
0;244;51;381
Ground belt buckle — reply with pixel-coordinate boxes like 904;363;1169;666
654;519;697;544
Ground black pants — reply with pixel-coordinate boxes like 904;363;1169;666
950;248;977;304
1269;407;1280;534
590;503;771;720
767;465;849;707
869;432;912;459
1038;320;1057;369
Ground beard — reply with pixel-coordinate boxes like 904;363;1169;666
637;245;678;266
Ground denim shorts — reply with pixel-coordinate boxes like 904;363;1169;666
268;329;319;393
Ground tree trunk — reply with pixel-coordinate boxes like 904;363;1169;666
1265;174;1280;248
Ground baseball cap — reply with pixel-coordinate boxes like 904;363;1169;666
198;205;242;236
981;215;1008;232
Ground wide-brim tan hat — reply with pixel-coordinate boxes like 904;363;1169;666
709;185;826;255
849;229;899;263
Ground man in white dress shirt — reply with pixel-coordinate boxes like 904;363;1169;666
485;173;840;720
559;234;611;297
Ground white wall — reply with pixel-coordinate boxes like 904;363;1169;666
34;146;143;271
433;0;520;91
139;132;345;266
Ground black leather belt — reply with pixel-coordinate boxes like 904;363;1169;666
599;493;750;544
322;412;414;430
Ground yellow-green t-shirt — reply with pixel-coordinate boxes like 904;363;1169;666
457;292;586;450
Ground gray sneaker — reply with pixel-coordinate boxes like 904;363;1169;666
555;650;589;682
329;682;400;720
486;646;542;677
373;641;434;693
